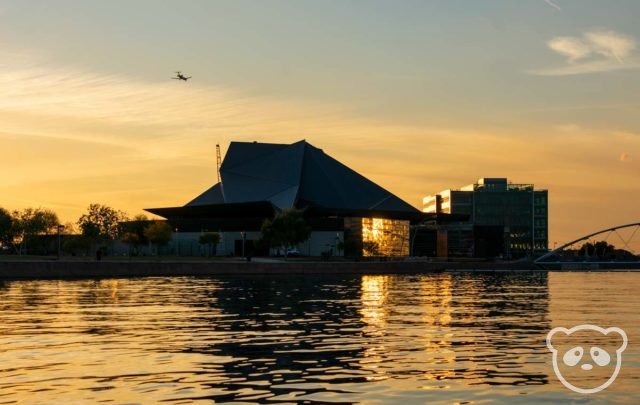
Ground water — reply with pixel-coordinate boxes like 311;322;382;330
0;272;638;404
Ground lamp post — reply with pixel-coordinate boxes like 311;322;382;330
175;227;179;256
57;224;65;259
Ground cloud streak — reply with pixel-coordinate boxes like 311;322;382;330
544;0;562;12
531;30;639;76
0;51;355;160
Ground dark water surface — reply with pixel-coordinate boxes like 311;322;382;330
0;272;638;404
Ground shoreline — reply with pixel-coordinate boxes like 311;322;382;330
0;258;543;280
1;258;638;280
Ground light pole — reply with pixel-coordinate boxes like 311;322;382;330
57;224;65;259
175;227;179;256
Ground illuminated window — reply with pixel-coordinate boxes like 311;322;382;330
361;217;410;256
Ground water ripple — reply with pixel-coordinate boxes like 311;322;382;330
0;272;639;403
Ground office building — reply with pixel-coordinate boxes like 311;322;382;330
423;178;548;258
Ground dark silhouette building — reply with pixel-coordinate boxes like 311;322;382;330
146;140;422;257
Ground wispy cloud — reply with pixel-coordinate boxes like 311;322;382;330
585;31;636;62
553;123;582;133
531;30;639;76
544;0;562;12
548;37;592;62
0;50;352;159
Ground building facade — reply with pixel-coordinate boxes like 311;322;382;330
423;178;548;258
146;140;422;257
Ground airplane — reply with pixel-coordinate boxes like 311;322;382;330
171;71;192;81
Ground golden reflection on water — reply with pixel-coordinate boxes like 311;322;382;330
359;274;484;387
0;273;638;404
359;275;390;381
360;275;389;328
416;274;457;384
109;279;119;304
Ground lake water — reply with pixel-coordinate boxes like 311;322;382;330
0;272;638;404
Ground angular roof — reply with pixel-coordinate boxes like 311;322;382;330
185;183;224;206
184;140;418;214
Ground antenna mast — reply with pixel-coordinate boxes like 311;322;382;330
216;144;222;183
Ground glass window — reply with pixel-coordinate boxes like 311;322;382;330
362;218;410;256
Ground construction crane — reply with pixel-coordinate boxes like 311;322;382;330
216;143;222;184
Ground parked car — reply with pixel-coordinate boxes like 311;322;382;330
274;247;301;257
286;248;300;257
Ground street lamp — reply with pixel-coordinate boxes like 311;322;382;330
175;227;179;256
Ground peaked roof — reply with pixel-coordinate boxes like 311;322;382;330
186;183;224;206
185;140;418;214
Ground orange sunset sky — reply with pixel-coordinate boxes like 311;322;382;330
1;1;639;245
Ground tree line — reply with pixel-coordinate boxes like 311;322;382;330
0;207;60;255
0;204;175;256
567;241;636;260
1;204;331;258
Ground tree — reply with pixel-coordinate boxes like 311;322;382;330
579;241;616;259
37;209;60;235
121;232;142;255
11;208;60;254
0;208;13;251
199;232;221;256
260;209;311;255
119;214;151;255
121;214;151;239
143;221;172;255
77;204;128;249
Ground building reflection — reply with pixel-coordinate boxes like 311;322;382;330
182;272;552;402
360;275;389;328
357;272;551;387
0;273;552;404
186;275;371;403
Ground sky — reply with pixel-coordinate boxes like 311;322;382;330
1;0;639;245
